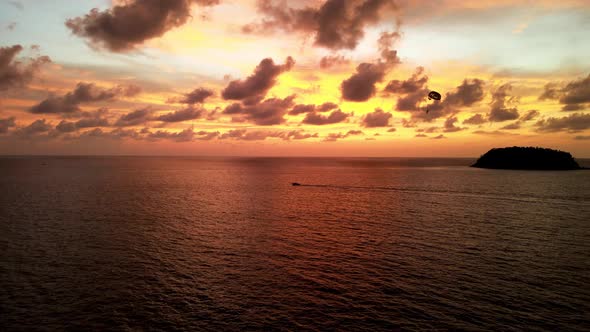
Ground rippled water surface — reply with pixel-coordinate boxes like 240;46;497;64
1;157;589;331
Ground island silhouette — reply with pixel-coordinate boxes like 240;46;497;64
472;146;582;170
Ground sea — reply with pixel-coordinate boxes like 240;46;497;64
1;156;589;331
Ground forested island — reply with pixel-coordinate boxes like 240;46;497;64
472;147;582;170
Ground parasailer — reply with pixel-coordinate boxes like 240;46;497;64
426;90;442;113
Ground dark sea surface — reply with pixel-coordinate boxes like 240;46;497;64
1;156;589;331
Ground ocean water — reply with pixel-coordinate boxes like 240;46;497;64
1;156;589;331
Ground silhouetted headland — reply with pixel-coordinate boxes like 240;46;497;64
472;146;582;170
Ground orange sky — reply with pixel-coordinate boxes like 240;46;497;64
0;0;589;157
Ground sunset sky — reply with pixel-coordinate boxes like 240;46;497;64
1;0;589;156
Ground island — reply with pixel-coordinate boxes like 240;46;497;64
471;146;582;170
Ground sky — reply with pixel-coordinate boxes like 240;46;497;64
1;0;589;157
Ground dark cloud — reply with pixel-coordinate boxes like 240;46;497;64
55;113;111;134
244;0;398;51
574;135;590;140
0;117;16;134
415;133;427;138
284;130;318;140
168;87;214;104
488;84;519;122
396;78;486;121
443;116;464;132
115;108;152;127
538;74;590;111
501;122;521;130
156;107;204;122
323;129;364;142
318;102;338;112
520;109;540;122
6;22;17;31
341;56;399;102
55;120;77;133
472;130;518;136
445;79;486;107
0;45;51;90
463;113;486;125
489;108;519;122
288;101;338;115
361;108;392;127
66;0;220;52
75;116;110;128
14;119;52;138
109;128;143;139
539;82;561;101
220;129;317;141
30;82;141;114
415;126;438;133
431;134;446;139
319;55;350;69
396;89;428;112
222;57;294;100
223;95;296;125
387;127;396;132
535;113;590;133
147;128;205;142
289;104;316;116
401;118;417;128
383;66;428;95
302;109;350;125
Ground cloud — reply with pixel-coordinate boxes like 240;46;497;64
445;78;486;107
223;95;296;125
387;127;396;132
341;55;400;102
115;108;152;127
168;87;214;104
288;101;338;115
488;83;519;122
288;104;317;116
383;66;427;94
361;108;392;127
501;122;521;130
415;133;427;138
0;45;51;90
538;74;590;111
244;0;398;50
574;135;590;140
472;130;518;136
539;82;561;100
156;107;204;122
65;0;220;52
302;109;350;125
30;82;141;114
323;130;364;142
520;109;540;121
535;113;590;133
431;134;446;139
463;113;487;125
6;22;17;31
222;57;294;101
55;120;77;133
443;116;464;132
319;55;350;69
220;129;317;141
0;117;16;134
14;119;52;138
396;78;486;121
146;128;207;142
401;118;417;128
